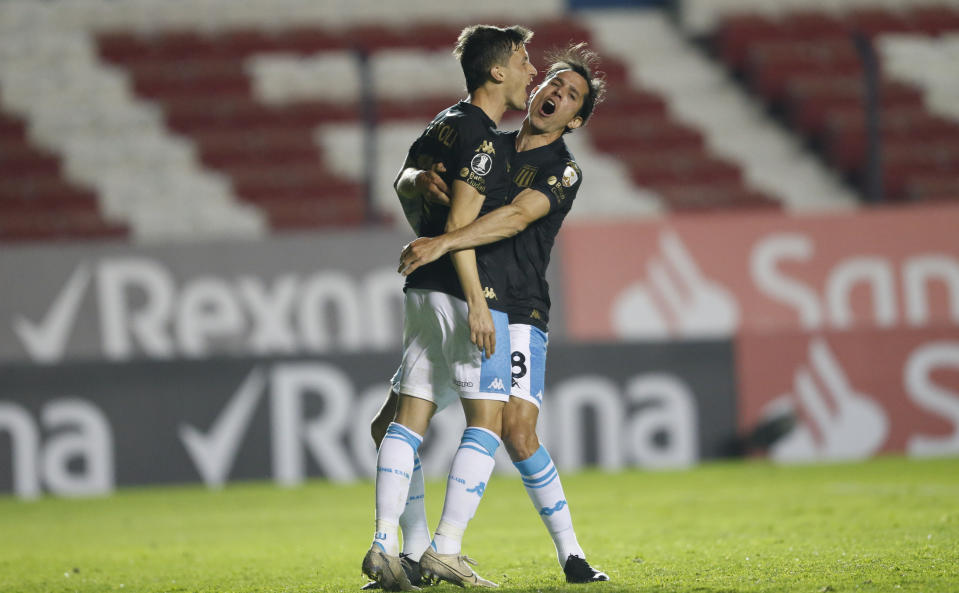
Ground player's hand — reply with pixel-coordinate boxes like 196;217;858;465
416;163;449;205
468;303;495;358
398;236;448;276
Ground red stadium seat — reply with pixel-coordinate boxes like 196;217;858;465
658;182;779;211
780;12;849;41
0;209;127;242
715;15;787;72
905;174;959;202
910;6;959;35
845;9;916;37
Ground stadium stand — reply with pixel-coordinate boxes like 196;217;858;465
9;0;951;242
0;109;126;241
684;0;959;204
584;9;858;212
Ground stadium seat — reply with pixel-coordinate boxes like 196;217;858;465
704;2;959;205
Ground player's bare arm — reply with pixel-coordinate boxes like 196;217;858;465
394;164;450;205
392;163;450;231
446;179;496;356
399;188;551;276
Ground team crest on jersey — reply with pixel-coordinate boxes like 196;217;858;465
478;140;496;155
562;163;580;187
514;164;538;188
470;153;493;176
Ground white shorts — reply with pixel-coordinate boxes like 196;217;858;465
391;289;511;412
508;323;548;408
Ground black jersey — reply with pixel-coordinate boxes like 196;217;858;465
402;101;512;311
502;131;582;332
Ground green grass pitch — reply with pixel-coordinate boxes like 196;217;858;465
1;456;957;592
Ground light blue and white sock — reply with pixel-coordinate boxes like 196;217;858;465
432;426;501;555
374;422;423;556
399;454;430;561
515;445;585;567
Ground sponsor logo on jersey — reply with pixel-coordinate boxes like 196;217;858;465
514;164;538;188
551;183;567;203
487;377;506;391
478;140;496;155
470;153;493;176
562;164;579;187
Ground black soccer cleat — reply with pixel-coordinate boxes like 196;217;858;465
361;554;426;590
563;555;609;583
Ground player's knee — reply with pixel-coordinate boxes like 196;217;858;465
502;415;538;461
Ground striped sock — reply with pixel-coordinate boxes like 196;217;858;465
514;445;584;567
432;427;501;554
399;454;430;561
374;422;423;556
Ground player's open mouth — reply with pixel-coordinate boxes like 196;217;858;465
541;99;556;116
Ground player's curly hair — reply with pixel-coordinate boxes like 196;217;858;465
453;25;533;94
544;42;608;133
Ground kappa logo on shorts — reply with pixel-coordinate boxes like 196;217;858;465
487;377;506;392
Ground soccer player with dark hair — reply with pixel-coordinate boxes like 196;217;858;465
361;24;536;591
396;42;610;584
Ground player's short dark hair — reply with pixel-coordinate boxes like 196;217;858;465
453;25;534;93
544;42;607;133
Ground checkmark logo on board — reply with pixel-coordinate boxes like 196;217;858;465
13;265;90;363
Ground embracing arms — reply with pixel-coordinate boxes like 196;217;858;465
398;187;551;276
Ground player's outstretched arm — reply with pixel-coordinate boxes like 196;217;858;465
398;188;551;276
446;180;496;356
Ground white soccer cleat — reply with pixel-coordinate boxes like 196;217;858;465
362;544;420;591
419;548;498;588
